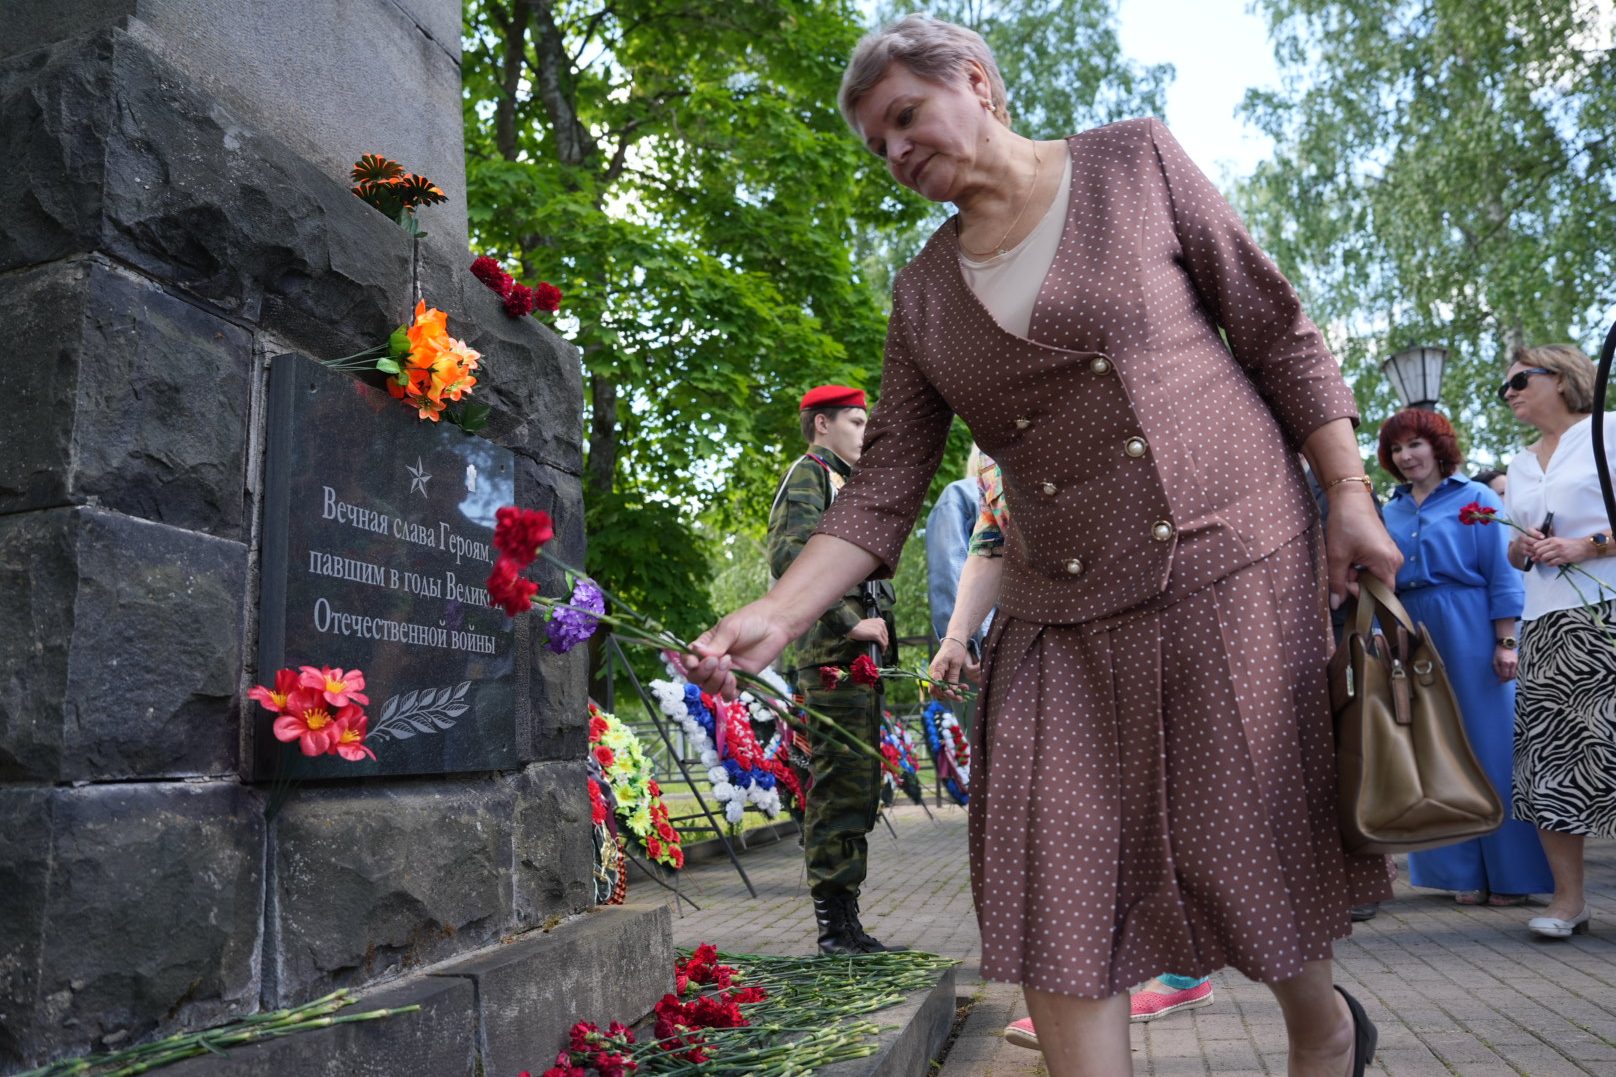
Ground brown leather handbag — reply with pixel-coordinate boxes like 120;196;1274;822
1329;576;1504;855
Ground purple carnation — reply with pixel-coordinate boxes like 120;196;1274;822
545;578;605;653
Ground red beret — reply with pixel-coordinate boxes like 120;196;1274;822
799;384;867;411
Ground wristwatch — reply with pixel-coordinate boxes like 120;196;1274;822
1590;532;1610;556
1496;636;1519;650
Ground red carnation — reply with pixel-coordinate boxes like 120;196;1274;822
534;281;563;312
493;506;554;564
818;666;845;690
470;255;515;299
504;282;536;318
593;744;615;768
486;554;538;616
1458;501;1498;525
850;654;881;686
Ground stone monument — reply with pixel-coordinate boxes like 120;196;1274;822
0;1;672;1072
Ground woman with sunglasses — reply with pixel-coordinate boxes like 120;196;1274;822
1500;344;1616;939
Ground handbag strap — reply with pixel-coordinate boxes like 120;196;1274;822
1350;575;1420;725
1351;575;1416;639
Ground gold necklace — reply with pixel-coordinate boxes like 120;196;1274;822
959;142;1042;259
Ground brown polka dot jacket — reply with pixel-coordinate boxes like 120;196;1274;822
818;119;1358;625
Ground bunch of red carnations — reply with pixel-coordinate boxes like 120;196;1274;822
486;506;554;616
525;1021;637;1077
642;945;769;1063
471;255;563;319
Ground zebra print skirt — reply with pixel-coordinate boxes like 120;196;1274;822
1514;599;1616;838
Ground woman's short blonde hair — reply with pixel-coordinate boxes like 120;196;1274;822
838;14;1008;135
1512;343;1597;413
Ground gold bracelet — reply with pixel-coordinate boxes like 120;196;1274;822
1324;475;1374;494
940;635;968;650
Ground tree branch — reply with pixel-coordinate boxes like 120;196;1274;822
494;0;533;161
532;0;598;167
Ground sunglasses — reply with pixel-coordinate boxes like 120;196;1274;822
1497;367;1553;402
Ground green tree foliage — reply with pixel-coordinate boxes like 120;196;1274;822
1237;0;1616;462
462;0;924;642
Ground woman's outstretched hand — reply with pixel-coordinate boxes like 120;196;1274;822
681;600;796;699
927;638;979;701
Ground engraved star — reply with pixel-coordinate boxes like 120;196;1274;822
407;457;431;497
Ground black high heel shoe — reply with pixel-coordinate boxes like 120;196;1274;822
1334;985;1377;1077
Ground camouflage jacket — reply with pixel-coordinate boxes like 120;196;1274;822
767;446;896;676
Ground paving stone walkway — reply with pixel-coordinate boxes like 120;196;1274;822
650;802;1616;1076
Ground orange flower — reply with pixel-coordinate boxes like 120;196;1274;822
406;300;450;356
430;339;481;401
406;390;446;422
351;153;404;185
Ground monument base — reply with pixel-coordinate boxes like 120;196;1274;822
161;903;673;1077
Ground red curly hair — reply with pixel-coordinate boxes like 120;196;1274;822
1377;408;1462;482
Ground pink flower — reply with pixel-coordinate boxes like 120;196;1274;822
327;711;377;762
298;665;370;707
272;688;358;756
247;668;300;713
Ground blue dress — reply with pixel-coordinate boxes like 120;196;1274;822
1383;476;1552;895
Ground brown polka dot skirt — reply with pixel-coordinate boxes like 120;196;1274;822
970;527;1390;998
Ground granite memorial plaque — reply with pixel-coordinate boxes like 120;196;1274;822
255;354;522;778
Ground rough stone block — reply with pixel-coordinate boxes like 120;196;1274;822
2;0;466;254
0;508;246;782
512;761;594;927
430;903;674;1077
0;29;416;359
266;781;516;1005
0;1;138;60
0;256;253;535
157;975;477;1077
0;782;265;1070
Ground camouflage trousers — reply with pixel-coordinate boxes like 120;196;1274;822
797;681;883;901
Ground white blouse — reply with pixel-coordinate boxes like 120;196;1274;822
957;146;1073;338
1505;413;1616;620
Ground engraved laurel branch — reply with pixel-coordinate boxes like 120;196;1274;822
369;681;472;741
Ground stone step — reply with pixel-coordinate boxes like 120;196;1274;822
815;966;960;1077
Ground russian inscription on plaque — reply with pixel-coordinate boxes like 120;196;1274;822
255;354;521;778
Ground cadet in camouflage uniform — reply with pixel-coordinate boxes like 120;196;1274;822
768;384;897;954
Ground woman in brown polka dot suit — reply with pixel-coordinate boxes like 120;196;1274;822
683;14;1402;1077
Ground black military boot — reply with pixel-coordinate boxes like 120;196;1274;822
846;895;906;953
813;895;865;954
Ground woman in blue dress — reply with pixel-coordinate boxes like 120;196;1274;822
1378;409;1552;905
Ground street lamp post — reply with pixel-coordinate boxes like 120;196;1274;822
1381;345;1449;411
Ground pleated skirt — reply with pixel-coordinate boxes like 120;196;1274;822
970;528;1391;998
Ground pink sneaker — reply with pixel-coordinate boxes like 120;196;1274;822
1130;980;1214;1022
1002;981;1216;1049
1004;1016;1039;1050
